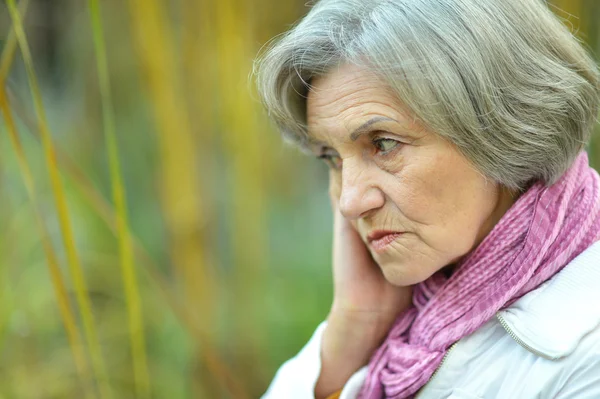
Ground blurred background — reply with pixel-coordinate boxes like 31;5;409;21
0;0;598;398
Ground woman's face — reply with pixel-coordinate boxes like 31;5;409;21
306;63;516;286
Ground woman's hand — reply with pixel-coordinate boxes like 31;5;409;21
329;208;413;320
314;204;414;398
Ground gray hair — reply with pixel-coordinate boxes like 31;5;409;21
253;0;600;190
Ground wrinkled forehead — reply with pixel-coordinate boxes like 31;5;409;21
305;64;424;145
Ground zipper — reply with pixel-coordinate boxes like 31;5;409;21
429;342;457;382
418;314;554;398
416;340;458;397
496;313;558;360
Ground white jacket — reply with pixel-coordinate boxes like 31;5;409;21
262;241;600;399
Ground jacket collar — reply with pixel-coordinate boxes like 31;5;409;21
496;240;600;360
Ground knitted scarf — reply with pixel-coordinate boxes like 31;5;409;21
359;151;600;399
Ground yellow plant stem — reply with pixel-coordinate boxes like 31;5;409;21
124;0;228;393
3;3;245;395
7;90;218;352
0;0;92;395
0;0;28;82
215;0;269;388
0;87;93;398
6;32;248;399
5;1;112;397
126;0;212;310
87;0;150;397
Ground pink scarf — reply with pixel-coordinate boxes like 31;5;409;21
359;151;600;399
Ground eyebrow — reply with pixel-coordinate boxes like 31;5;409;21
349;116;397;141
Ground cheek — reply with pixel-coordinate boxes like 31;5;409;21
404;154;476;222
385;164;440;223
421;167;497;250
384;157;481;249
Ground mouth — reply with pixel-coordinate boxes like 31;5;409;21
367;230;404;253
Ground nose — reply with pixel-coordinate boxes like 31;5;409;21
338;160;385;220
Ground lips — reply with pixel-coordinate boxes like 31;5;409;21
367;230;403;252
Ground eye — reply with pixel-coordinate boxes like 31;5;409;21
373;138;400;154
317;152;343;170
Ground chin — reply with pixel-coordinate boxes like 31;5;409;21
379;261;431;287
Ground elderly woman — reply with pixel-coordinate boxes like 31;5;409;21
255;0;600;398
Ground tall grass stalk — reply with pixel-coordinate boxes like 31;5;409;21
0;0;27;81
126;0;212;315
7;90;232;367
8;91;245;396
87;1;150;397
125;0;247;396
214;0;269;387
1;0;92;395
4;1;112;397
0;87;92;397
